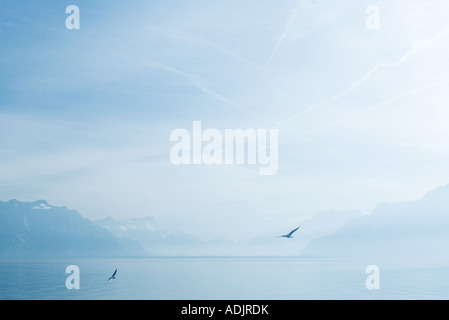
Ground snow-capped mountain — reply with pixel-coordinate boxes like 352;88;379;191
0;199;144;257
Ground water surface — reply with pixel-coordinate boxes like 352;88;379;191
0;257;448;300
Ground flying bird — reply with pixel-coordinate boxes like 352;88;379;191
278;226;300;238
107;269;117;281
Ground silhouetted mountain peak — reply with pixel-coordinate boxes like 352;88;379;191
0;199;142;257
301;183;449;258
420;183;449;205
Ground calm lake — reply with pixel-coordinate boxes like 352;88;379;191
0;257;448;300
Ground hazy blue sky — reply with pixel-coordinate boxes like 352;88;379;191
2;0;449;240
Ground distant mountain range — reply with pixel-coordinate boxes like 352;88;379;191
0;198;363;257
2;183;449;258
95;216;204;256
301;184;449;258
232;210;362;256
0;200;143;257
0;199;239;257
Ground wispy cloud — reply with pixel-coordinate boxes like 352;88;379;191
275;28;449;127
304;79;449;136
156;64;333;151
154;64;265;119
267;0;344;63
268;0;303;62
151;62;336;160
0;4;61;34
148;25;260;68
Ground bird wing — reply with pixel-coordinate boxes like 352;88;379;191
287;226;300;237
107;269;117;280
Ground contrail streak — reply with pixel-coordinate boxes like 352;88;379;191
156;64;336;152
305;80;449;136
275;29;449;127
268;0;303;62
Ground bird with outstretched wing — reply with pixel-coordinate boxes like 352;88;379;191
278;226;300;238
107;269;117;281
